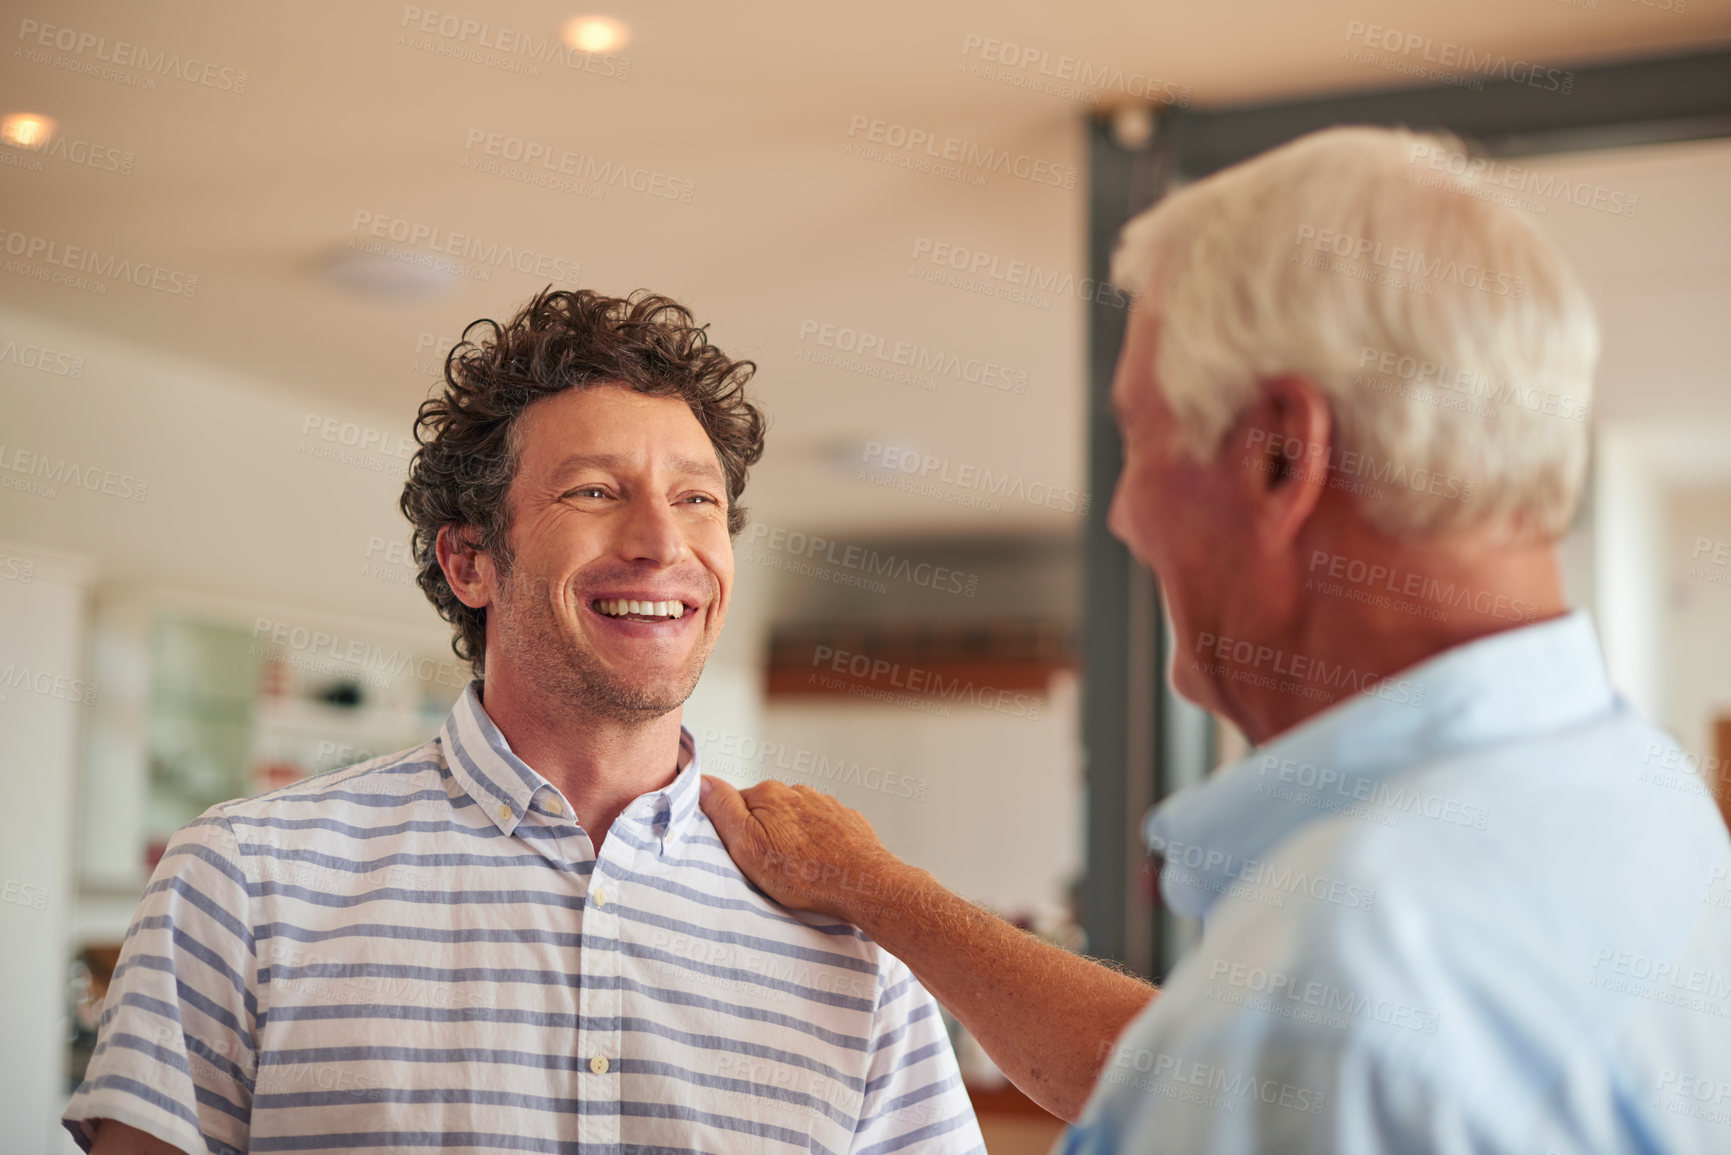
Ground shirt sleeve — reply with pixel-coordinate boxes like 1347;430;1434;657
63;806;258;1155
848;957;987;1155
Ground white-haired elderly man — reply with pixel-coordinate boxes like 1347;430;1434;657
697;124;1731;1153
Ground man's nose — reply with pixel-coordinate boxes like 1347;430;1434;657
1106;476;1129;544
617;495;686;566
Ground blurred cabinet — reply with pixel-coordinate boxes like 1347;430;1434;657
76;589;460;898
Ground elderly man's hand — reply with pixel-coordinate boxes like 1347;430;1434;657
699;775;922;923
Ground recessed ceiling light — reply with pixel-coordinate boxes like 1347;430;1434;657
317;244;459;299
816;435;919;478
1;113;56;151
562;15;629;55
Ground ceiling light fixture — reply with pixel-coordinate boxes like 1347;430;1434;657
1;113;56;151
562;15;629;55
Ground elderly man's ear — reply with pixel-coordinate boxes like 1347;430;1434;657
1225;374;1334;549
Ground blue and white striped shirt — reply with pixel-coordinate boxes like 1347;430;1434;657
65;681;985;1154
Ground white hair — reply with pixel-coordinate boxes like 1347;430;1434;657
1110;125;1599;541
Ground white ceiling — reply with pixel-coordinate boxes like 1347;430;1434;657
1;0;1728;546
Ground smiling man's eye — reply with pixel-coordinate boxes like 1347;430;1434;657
566;486;608;499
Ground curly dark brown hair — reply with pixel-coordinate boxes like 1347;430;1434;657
399;287;766;675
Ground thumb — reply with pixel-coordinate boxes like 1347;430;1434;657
699;774;753;849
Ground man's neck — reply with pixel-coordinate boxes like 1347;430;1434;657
1228;531;1570;745
475;663;684;853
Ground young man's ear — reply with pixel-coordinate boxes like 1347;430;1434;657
436;525;494;609
1226;374;1333;549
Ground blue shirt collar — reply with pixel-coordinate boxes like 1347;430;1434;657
1145;610;1620;919
439;679;701;850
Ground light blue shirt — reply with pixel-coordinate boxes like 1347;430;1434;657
1064;612;1731;1154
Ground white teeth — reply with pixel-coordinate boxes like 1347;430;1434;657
595;598;686;619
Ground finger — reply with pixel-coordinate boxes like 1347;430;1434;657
699;774;753;851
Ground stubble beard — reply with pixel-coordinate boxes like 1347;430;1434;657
491;566;713;724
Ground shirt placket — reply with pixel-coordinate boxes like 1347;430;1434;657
574;801;624;1152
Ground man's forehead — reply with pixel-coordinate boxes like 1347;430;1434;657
515;385;725;482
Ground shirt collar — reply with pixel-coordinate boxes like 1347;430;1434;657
1144;610;1621;920
439;679;702;850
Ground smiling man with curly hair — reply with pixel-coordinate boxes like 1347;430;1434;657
68;288;986;1155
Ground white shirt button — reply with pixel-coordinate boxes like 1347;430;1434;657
591;887;606;908
498;805;512;824
589;1055;609;1074
546;797;563;816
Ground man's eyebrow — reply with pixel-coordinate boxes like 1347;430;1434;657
551;452;726;487
668;455;727;487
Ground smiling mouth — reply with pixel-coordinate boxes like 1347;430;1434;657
591;598;687;622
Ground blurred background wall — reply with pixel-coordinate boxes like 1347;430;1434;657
2;2;1729;1151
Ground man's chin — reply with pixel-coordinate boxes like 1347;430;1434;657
588;667;705;718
